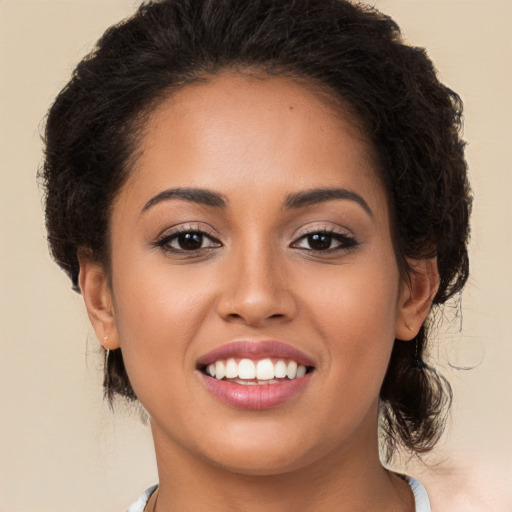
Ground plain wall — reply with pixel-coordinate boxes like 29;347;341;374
0;1;511;510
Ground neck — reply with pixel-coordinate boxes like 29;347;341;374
149;419;414;512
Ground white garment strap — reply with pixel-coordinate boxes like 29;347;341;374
125;484;158;512
408;476;432;512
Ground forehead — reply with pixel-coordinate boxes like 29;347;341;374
142;73;371;158
119;73;386;214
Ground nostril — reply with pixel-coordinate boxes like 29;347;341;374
217;287;297;326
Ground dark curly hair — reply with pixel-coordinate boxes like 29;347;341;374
40;0;471;461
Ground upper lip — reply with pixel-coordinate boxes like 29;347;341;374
196;340;315;368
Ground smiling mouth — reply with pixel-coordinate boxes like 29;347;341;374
196;342;315;408
199;357;314;385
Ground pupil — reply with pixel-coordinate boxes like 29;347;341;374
308;233;331;250
179;233;203;250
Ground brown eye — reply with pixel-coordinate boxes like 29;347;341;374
292;230;357;252
175;232;204;250
156;229;221;253
307;233;333;251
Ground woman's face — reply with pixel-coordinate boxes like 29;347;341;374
100;74;412;474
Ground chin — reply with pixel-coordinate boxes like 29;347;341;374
198;430;331;477
210;451;315;477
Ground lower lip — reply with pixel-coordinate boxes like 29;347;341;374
197;372;312;410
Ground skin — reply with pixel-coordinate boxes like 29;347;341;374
80;74;437;511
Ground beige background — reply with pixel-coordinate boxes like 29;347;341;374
0;1;511;510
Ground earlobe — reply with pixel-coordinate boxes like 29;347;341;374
78;253;120;350
395;258;439;341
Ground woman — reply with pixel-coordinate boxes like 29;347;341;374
40;0;471;510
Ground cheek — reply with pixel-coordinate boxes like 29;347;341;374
304;258;400;379
113;255;213;334
109;258;217;395
305;272;399;437
306;256;399;329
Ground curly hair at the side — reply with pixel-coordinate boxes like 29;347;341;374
40;0;471;461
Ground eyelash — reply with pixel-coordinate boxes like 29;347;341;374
290;227;358;253
154;226;221;254
154;226;358;255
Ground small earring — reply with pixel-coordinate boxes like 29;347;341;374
104;334;109;341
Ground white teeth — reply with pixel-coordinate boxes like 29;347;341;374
225;358;238;378
238;359;256;379
236;379;280;385
256;358;275;380
215;360;226;380
286;360;298;379
274;360;287;378
205;357;310;381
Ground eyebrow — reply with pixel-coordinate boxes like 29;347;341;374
284;188;373;217
141;186;372;217
142;187;227;213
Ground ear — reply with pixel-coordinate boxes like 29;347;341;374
395;258;439;341
78;252;120;350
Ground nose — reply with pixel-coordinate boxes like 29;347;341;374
216;243;297;327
